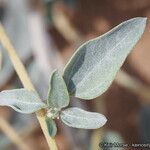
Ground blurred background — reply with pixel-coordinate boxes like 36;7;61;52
0;0;150;150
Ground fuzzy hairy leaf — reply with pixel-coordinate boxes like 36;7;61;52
63;17;146;99
45;117;57;137
0;89;46;114
60;107;107;129
47;70;69;108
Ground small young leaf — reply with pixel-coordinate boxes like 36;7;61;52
47;70;69;109
63;17;146;99
0;89;46;114
60;107;107;129
45;117;57;137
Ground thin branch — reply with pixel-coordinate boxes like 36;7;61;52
90;129;103;150
52;4;81;43
0;23;58;150
0;117;32;150
116;70;150;103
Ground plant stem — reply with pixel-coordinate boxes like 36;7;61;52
0;23;58;150
0;117;32;150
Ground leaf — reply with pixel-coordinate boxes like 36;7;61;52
60;107;107;129
0;88;46;114
47;70;70;108
45;117;57;137
63;17;147;99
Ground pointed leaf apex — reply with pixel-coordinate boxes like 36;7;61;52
47;70;70;108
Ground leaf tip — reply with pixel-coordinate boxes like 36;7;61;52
140;17;147;26
100;114;107;127
133;17;147;30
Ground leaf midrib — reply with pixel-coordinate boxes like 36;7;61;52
71;24;139;94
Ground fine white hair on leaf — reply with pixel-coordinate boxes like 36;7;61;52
60;107;107;129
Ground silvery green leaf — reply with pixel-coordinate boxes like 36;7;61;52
63;17;146;99
45;117;57;137
0;88;46;114
47;70;69;108
60;107;107;129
